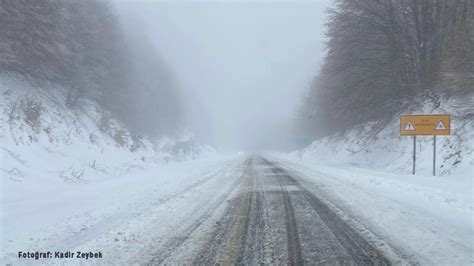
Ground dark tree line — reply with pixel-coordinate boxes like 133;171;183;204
297;0;473;139
0;0;182;137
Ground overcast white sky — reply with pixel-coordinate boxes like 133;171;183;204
116;1;331;151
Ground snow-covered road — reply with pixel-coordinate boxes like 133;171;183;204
273;154;473;265
1;155;472;265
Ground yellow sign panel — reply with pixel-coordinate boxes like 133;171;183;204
400;114;450;136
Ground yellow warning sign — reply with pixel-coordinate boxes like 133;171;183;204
400;114;450;136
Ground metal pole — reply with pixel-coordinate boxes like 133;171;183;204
433;135;436;176
413;135;416;175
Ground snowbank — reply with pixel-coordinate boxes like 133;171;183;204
297;93;474;176
0;74;214;184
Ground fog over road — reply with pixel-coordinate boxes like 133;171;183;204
148;156;402;265
115;1;330;151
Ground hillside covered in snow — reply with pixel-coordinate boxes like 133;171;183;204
297;92;474;177
0;74;214;184
293;0;473;179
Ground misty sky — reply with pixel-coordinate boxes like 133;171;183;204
116;1;330;151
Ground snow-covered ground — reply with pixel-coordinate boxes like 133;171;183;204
0;74;221;263
297;93;474;177
0;74;215;185
271;153;473;265
1;155;244;264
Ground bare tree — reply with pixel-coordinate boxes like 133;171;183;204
297;0;473;139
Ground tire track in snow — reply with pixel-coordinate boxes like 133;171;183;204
147;160;247;265
273;165;304;265
263;157;392;265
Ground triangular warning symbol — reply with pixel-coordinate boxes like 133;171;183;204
435;120;446;130
404;122;415;131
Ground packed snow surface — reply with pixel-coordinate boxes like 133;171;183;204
271;153;473;265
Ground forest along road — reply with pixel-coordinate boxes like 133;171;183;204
148;156;402;265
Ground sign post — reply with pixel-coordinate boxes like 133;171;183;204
295;137;309;160
413;136;416;175
433;135;436;176
400;114;450;176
